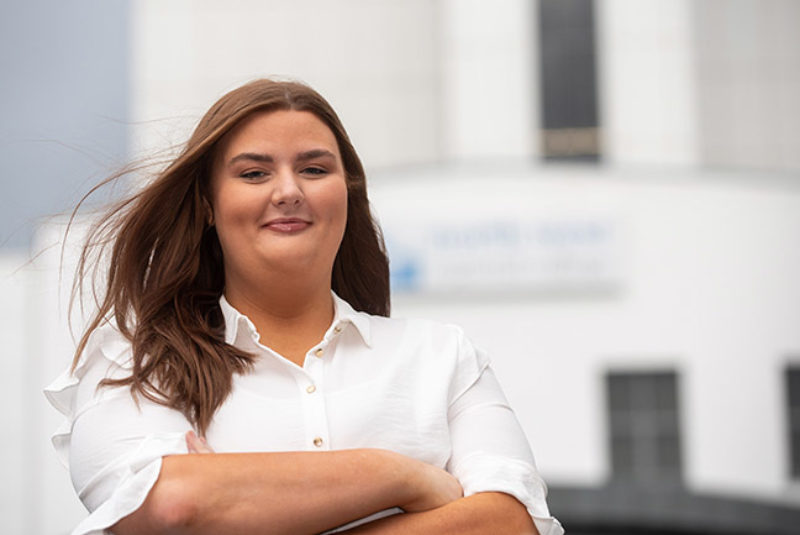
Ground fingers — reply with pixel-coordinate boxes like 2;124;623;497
185;430;215;454
186;430;201;453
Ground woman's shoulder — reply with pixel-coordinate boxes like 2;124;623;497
79;320;133;370
362;310;468;343
336;294;490;370
44;321;133;418
361;312;492;398
363;311;486;362
335;293;467;346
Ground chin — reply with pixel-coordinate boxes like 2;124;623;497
261;253;331;274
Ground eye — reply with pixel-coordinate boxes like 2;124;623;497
301;166;328;177
240;170;266;180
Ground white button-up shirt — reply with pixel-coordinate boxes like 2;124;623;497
45;292;563;535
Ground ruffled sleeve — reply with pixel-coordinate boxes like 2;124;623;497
446;329;564;535
44;324;190;535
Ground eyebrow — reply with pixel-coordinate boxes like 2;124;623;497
227;149;336;167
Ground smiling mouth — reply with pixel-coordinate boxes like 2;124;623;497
263;218;311;233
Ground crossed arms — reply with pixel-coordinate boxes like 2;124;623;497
112;436;537;534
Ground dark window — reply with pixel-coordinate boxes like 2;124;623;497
607;371;683;486
786;367;800;478
537;0;600;161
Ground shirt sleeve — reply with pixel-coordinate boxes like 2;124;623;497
445;329;564;535
44;325;190;535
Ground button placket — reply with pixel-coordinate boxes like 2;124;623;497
301;349;329;451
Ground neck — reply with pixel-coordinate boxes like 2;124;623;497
224;272;335;365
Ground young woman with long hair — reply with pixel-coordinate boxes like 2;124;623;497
45;79;562;534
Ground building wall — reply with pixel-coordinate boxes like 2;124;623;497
596;0;800;173
439;0;538;161
694;0;800;171
0;253;33;534
596;0;699;167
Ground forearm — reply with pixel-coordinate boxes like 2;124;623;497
113;449;415;535
341;492;539;535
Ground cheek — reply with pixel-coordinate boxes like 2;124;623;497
212;189;260;247
215;184;261;221
312;180;348;249
331;182;349;232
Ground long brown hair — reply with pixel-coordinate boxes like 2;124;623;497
72;79;390;434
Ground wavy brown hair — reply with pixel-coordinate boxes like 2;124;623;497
72;79;390;435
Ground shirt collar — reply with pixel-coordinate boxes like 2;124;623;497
331;291;372;347
219;291;372;348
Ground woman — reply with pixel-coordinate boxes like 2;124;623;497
46;79;562;534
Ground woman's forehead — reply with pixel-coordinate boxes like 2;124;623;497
216;109;339;159
228;109;334;142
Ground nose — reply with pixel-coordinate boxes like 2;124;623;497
272;168;304;207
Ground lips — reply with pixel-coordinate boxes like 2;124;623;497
263;217;311;233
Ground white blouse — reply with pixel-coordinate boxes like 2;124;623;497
45;292;563;535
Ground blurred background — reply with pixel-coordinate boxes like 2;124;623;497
2;0;800;533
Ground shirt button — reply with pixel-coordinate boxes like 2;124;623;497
306;385;317;394
334;325;342;334
314;348;324;358
313;437;324;448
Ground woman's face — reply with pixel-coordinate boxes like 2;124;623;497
209;109;348;290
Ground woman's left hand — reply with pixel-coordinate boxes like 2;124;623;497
186;430;215;454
